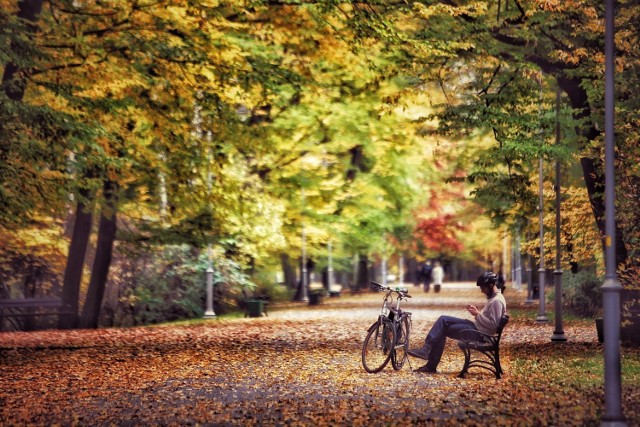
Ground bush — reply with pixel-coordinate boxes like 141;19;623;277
106;244;256;326
249;269;293;303
563;270;603;318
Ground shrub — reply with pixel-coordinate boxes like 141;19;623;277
563;270;603;318
106;244;255;326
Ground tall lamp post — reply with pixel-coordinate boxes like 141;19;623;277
203;129;216;318
536;147;548;322
537;77;549;323
551;86;565;341
601;0;625;423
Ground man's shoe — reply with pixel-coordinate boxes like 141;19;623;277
414;364;437;373
407;347;430;360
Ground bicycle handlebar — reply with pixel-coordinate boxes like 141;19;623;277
370;281;411;298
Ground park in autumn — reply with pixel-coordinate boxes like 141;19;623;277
2;285;640;426
2;0;640;425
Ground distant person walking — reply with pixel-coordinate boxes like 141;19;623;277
431;261;444;293
421;261;433;292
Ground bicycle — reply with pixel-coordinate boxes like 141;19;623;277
361;281;412;373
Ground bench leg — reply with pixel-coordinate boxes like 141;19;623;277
458;348;471;378
494;351;502;379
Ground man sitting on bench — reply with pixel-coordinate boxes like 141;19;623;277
407;271;507;373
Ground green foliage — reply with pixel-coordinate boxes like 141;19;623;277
563;270;603;318
249;268;293;303
107;244;255;327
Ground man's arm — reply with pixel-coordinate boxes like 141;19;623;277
471;300;504;334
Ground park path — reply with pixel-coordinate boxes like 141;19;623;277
0;283;611;426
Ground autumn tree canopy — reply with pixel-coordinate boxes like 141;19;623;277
2;0;638;329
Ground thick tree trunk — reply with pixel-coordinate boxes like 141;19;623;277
80;180;118;329
58;197;93;329
1;0;44;100
356;255;369;290
280;253;297;290
558;76;628;267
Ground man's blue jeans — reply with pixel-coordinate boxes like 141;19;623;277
422;315;480;370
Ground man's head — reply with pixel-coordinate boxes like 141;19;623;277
476;271;498;298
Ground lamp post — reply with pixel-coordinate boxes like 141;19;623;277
551;86;565;341
204;244;216;318
327;240;333;293
601;0;625;423
381;257;388;286
537;155;549;322
513;231;526;300
203;129;216;318
537;78;549;323
300;188;309;302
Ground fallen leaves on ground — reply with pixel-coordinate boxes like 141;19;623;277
1;288;639;426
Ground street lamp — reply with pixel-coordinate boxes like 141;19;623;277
300;188;309;302
537;77;549;323
601;0;625;423
551;86;565;341
204;129;216;318
204;244;216;318
327;240;334;293
381;257;388;286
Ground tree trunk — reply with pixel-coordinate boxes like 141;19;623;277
58;196;93;329
280;253;297;289
1;0;44;100
356;255;369;290
558;76;628;267
80;180;118;329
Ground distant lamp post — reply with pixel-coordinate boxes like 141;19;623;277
381;257;388;286
327;241;334;293
204;245;216;318
300;188;309;302
551;85;566;341
601;0;625;423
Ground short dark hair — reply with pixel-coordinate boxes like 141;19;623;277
476;271;498;287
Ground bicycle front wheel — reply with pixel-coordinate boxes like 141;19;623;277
362;319;395;373
391;316;411;370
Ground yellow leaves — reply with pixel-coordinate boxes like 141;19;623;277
413;2;488;19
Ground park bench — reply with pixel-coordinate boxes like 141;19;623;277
457;314;509;379
0;297;70;318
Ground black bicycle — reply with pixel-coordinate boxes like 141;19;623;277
361;281;412;373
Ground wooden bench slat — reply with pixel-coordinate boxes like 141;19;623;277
0;298;64;308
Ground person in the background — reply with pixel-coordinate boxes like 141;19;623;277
497;270;506;294
408;271;507;373
431;261;444;293
421;261;432;292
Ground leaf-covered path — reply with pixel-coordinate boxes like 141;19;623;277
1;284;639;426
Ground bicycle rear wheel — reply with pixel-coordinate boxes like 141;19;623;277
362;319;395;373
391;316;411;370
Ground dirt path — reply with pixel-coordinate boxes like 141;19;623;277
0;285;634;426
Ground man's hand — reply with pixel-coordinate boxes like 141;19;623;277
466;304;479;317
